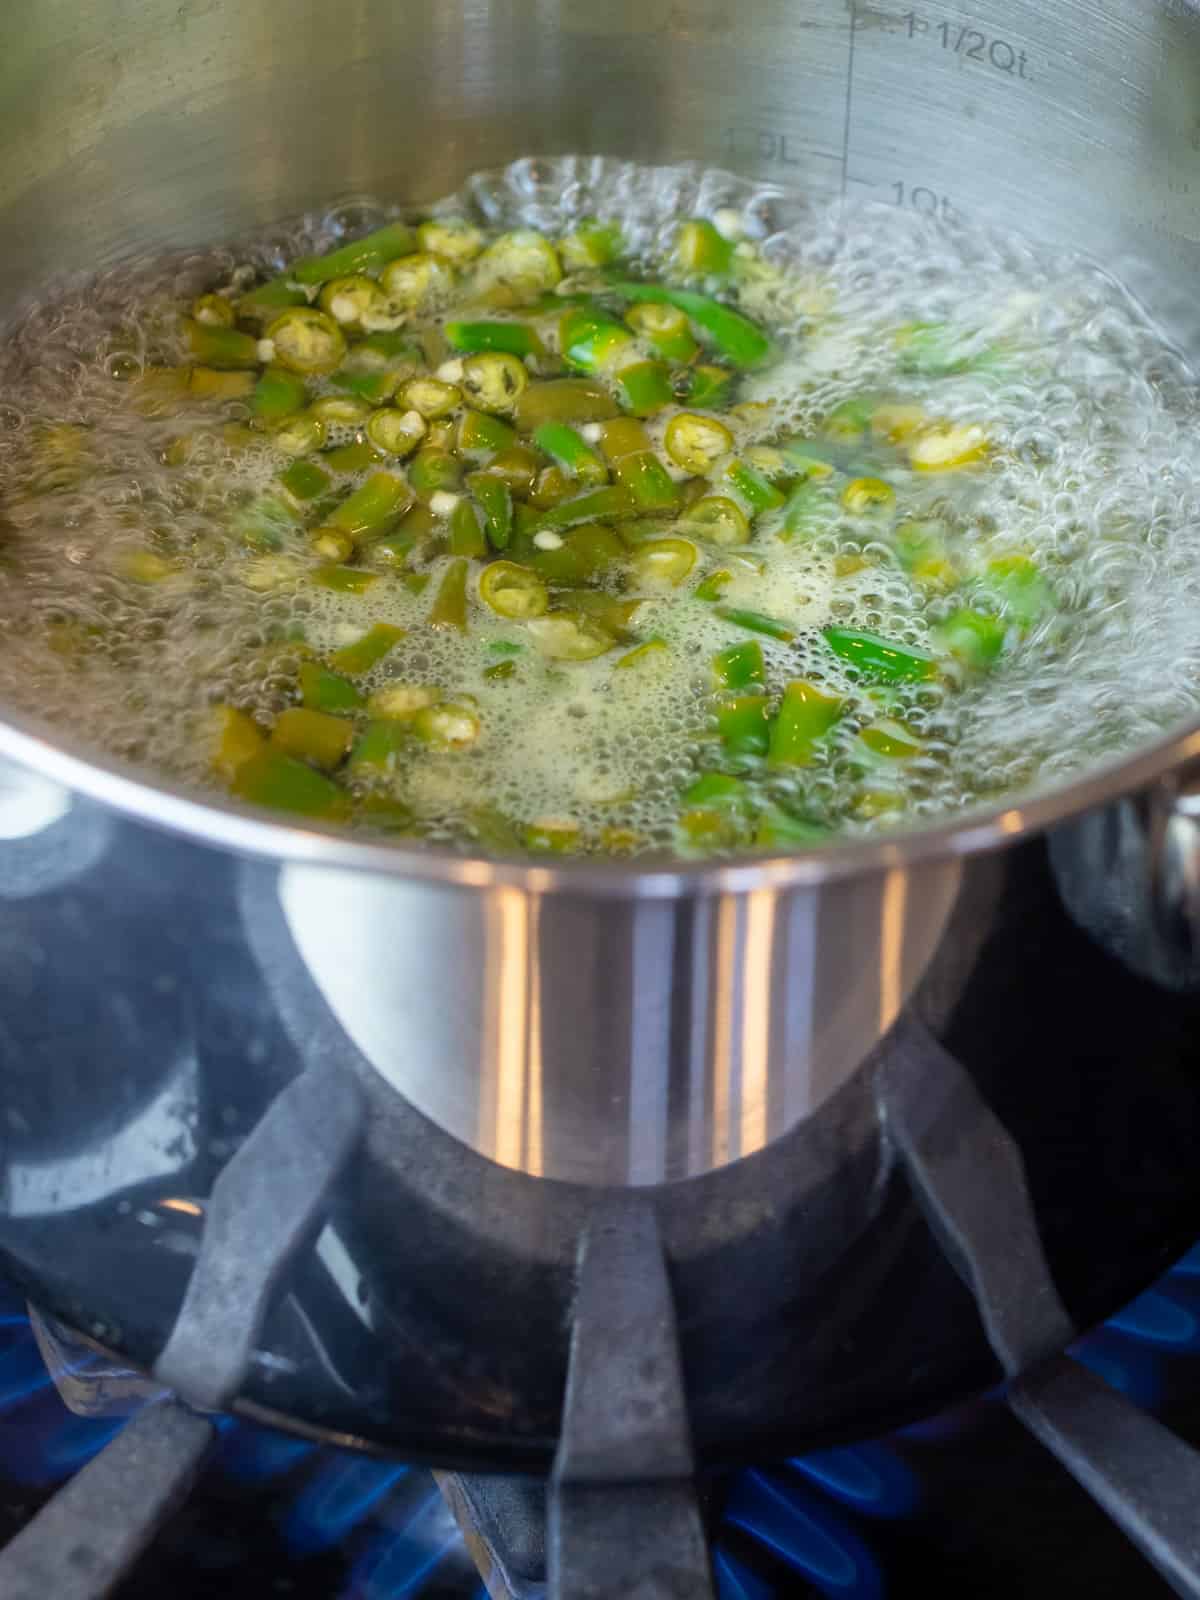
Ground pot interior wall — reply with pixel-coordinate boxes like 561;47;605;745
0;1;1199;354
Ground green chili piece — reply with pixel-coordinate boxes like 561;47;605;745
445;320;542;357
624;301;700;363
350;719;407;777
366;407;426;457
486;446;540;496
694;570;733;602
270;707;354;770
823;627;938;682
469;472;514;549
313;565;379;594
279;458;332;504
859;719;923;759
235;279;308;323
616;360;673;417
430;558;470;631
330;367;401;405
754;805;830;848
514;379;620;429
330;622;405;675
615;637;668;670
526;612;616;660
532;422;609;486
450;498;488;557
682;771;751;809
413;702;481;750
613;451;680;511
533;485;635;532
934;608;1007;669
530;525;625;585
231;750;350;819
769;680;844;765
479;561;549;618
717;694;771;758
629;538;696;587
598;418;652;462
559;218;624;271
184;320;260;370
460;352;527;414
724;458;786;514
684;496;750;547
290;220;414;286
326;472;411;542
607;283;771;369
686;365;735;408
675;219;735;278
484;658;517;681
712;639;764;691
189;367;257;401
300;661;363;714
715;606;795;643
254;366;308;422
558;305;635;373
266;308;347;376
458;409;517;460
986;555;1053;626
408;449;463;499
782;481;835;541
323;438;385;474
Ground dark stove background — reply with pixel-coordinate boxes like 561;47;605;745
3;1252;1199;1597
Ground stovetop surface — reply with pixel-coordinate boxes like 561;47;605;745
3;1249;1196;1598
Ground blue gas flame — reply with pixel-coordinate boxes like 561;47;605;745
346;1486;463;1598
789;1441;917;1519
723;1469;884;1598
282;1454;409;1554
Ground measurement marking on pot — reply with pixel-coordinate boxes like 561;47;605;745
723;126;813;168
890;180;959;221
901;11;1032;78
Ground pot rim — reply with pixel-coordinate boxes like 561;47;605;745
0;700;1194;899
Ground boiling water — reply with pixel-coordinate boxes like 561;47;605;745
0;157;1195;854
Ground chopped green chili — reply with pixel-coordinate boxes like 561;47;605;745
532;421;608;485
326;472;411;542
253;367;308;422
607;283;772;369
445;320;542;357
430;557;470;630
289;220;415;286
712;639;765;691
450;498;488;557
231;750;350;818
717;694;771;758
714;605;796;642
616;360;674;417
330;622;405;675
674;218;735;279
823;627;938;682
184;320;260;370
300;661;364;714
768;681;844;765
469;471;514;549
532;485;635;532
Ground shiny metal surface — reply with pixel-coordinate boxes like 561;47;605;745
0;0;1199;1179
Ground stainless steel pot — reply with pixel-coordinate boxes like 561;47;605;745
1;0;1200;1187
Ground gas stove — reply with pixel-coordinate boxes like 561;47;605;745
3;778;1200;1595
0;1256;1199;1597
